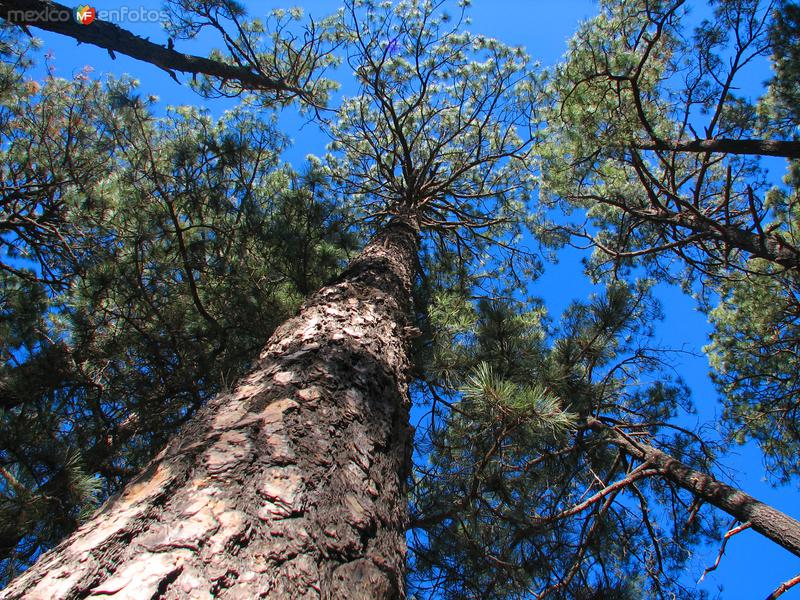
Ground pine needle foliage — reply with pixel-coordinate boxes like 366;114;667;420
537;0;800;481
460;362;577;438
409;281;719;600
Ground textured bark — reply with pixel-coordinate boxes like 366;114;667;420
0;0;299;95
636;138;800;160
588;418;800;558
1;218;420;599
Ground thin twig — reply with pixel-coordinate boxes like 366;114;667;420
766;573;800;600
698;520;752;583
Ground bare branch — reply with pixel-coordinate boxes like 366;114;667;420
766;573;800;600
698;519;752;583
636;138;800;160
0;0;305;98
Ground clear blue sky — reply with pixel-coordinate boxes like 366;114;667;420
26;0;799;597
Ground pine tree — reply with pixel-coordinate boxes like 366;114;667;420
3;0;798;597
538;0;800;480
0;1;536;596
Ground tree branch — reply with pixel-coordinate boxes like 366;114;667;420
586;417;800;559
0;0;301;96
767;573;800;600
698;519;752;583
635;138;800;160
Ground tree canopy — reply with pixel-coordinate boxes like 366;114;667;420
1;0;799;597
539;0;800;482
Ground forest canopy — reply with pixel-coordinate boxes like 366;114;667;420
0;0;798;598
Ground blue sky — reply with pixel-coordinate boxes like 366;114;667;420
23;0;799;597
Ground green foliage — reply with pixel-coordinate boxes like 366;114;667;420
537;0;776;283
706;259;800;481
761;0;800;133
410;281;716;599
701;0;800;481
537;0;800;483
460;362;577;437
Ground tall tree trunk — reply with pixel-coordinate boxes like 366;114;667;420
1;218;420;600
